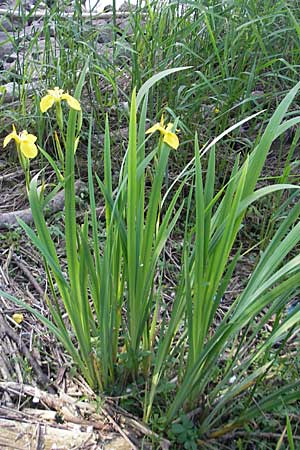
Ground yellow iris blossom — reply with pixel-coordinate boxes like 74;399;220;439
3;125;38;158
40;86;81;113
146;116;179;150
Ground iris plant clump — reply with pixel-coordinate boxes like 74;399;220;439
1;69;300;442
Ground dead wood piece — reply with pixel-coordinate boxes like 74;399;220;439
5;339;23;384
0;381;89;418
100;406;138;450
0;382;138;449
23;407;105;430
0;169;23;182
121;415;170;450
0;180;84;229
104;437;134;450
0;381;101;416
0;354;14;407
12;255;44;298
0;418;98;450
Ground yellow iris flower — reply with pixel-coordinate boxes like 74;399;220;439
40;86;81;113
3;125;38;158
146;115;179;150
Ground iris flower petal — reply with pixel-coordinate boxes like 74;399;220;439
20;141;38;158
163;132;179;150
165;123;174;132
146;123;164;134
145;117;179;150
23;133;37;144
40;87;81;113
3;133;14;148
3;125;19;147
48;87;63;98
3;126;38;158
61;93;81;111
40;95;55;113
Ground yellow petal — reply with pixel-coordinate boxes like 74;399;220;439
48;87;63;99
165;123;174;132
24;133;37;144
61;93;81;111
145;123;164;134
3;125;19;147
40;95;55;113
20;141;38;158
12;313;24;324
160;115;165;127
163;132;179;150
3;133;14;148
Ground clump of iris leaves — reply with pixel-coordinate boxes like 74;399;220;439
1;0;300;448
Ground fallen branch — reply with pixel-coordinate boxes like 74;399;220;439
0;180;84;229
0;382;138;449
12;255;45;298
122;415;170;450
0;315;52;389
0;417;98;449
0;381;99;418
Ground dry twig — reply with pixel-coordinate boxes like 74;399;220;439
0;314;51;389
0;180;84;229
0;382;138;449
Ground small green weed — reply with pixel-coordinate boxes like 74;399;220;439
169;415;198;450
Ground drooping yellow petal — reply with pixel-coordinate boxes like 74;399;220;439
20;141;38;158
146;116;180;150
61;93;81;111
40;94;55;113
163;131;179;150
40;87;81;113
146;123;164;134
3;133;14;148
3;125;19;147
3;126;38;157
